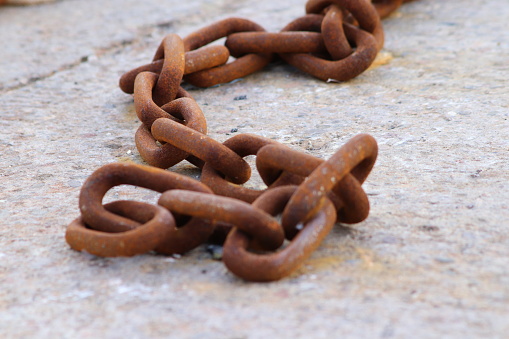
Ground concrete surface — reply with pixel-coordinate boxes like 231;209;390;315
1;0;508;338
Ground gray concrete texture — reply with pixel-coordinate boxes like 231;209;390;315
1;0;508;338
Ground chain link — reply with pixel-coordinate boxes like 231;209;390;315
66;0;414;281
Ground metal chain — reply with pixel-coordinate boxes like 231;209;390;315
66;0;414;281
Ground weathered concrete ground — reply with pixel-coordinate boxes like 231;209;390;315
1;0;508;338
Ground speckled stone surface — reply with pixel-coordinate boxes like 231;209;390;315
1;0;508;338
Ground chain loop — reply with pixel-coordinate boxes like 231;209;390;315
225;31;326;56
223;186;336;281
151;117;252;184
200;133;302;202
281;133;378;232
280;15;378;82
66;200;176;257
321;5;352;60
78;163;210;231
183;18;272;87
78;163;216;254
150;34;185;106
134;71;180;128
134;96;207;168
119;45;230;94
256;142;371;238
306;0;384;49
158;190;285;250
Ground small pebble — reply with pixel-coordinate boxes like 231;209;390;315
206;245;223;260
470;170;482;178
435;257;454;264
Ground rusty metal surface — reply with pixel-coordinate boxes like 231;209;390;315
201;133;303;203
223;186;337;282
65;0;413;281
66;201;176;257
280;15;378;82
256;140;372;227
158;190;285;250
225;31;327;55
282;133;378;235
78;162;211;232
183;18;272;88
119;45;230;94
74;163;218;255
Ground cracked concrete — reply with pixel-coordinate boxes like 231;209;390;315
1;0;508;338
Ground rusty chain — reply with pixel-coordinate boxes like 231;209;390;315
66;0;414;281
